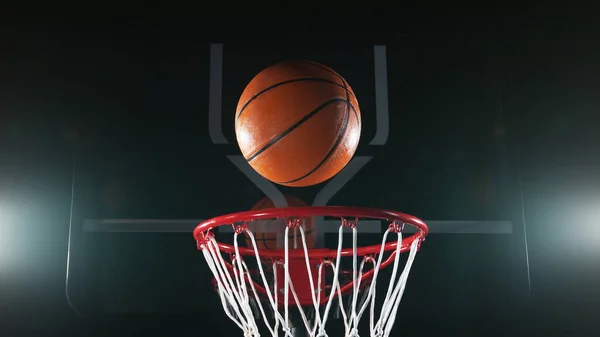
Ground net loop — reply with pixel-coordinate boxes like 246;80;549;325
388;221;405;233
234;222;248;234
341;217;358;229
285;217;302;229
196;231;214;249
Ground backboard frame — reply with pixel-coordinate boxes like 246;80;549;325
65;39;531;318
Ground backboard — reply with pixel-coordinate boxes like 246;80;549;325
66;36;530;334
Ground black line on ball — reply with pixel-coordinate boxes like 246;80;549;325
299;60;360;128
245;98;348;162
278;100;352;185
236;77;355;121
297;60;343;82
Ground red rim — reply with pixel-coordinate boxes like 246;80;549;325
194;206;428;258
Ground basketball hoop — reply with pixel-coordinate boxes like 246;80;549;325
194;206;428;337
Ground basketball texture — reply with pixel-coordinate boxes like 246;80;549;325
245;195;317;250
235;60;361;187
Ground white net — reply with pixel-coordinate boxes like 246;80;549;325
199;219;424;337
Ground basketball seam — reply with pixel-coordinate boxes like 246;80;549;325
236;77;357;121
297;60;344;84
278;71;352;185
300;60;361;130
245;97;349;162
277;97;352;185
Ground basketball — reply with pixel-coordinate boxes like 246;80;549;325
235;60;361;187
245;195;318;250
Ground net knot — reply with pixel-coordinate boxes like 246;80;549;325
196;231;214;250
388;221;405;233
417;233;426;249
341;217;358;229
348;327;360;337
233;222;248;234
285;217;301;229
316;329;328;337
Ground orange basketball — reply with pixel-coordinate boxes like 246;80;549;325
245;195;317;250
235;60;361;187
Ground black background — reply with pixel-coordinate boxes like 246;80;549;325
1;10;600;337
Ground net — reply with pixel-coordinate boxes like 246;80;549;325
195;207;428;337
